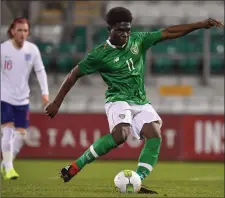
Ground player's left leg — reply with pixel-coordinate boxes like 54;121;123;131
137;121;161;194
131;103;162;194
13;104;29;162
136;121;162;180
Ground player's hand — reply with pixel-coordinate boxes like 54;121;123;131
45;101;59;118
42;94;49;107
202;18;224;29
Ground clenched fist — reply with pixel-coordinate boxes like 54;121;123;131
45;101;60;118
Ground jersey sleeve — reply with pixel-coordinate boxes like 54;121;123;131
33;44;45;72
137;30;163;50
78;50;101;75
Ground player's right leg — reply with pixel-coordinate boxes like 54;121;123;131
60;101;132;182
1;101;19;180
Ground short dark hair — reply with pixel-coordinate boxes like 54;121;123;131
106;7;133;26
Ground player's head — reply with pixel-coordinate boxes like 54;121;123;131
106;7;133;46
7;17;30;46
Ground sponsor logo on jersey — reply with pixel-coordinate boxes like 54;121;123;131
25;53;31;61
119;114;125;119
130;45;139;55
114;57;119;63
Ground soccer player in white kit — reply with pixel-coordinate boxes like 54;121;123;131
1;17;49;179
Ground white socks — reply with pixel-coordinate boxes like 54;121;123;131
1;127;25;172
1;126;14;171
12;131;25;159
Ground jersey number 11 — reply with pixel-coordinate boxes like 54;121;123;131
126;58;135;71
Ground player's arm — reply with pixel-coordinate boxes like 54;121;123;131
53;66;83;108
45;65;84;118
159;18;223;42
33;45;49;106
45;50;100;118
45;66;84;118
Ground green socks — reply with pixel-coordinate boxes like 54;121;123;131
136;138;162;180
76;134;117;169
75;133;161;181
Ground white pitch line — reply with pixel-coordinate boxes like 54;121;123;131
190;176;224;181
48;176;60;180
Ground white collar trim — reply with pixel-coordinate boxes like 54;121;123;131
106;39;127;49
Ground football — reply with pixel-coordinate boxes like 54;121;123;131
114;170;142;193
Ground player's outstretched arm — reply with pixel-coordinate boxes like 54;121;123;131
159;18;223;42
45;65;83;118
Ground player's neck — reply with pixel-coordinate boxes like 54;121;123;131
108;38;126;48
11;39;24;49
109;39;118;46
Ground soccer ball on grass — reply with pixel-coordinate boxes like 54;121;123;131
114;170;142;193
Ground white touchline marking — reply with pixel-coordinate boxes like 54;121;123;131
189;176;224;181
48;176;60;180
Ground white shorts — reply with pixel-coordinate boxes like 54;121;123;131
105;101;162;140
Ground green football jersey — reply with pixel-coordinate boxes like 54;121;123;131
78;31;162;105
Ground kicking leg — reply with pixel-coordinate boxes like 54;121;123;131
60;101;132;182
60;123;131;182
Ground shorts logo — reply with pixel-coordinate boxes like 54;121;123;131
119;114;125;119
25;53;31;61
130;45;139;55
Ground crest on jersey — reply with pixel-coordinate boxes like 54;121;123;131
119;114;125;119
25;53;31;61
130;45;139;55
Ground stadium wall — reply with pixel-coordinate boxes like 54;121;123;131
17;113;224;162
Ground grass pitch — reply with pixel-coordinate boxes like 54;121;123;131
1;160;224;197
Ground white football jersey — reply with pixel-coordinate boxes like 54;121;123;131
1;40;46;105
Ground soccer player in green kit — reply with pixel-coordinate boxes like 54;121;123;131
45;7;223;194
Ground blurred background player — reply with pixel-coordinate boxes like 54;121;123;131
45;7;223;193
1;17;49;179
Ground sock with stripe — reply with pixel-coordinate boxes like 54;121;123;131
75;134;117;170
136;137;162;180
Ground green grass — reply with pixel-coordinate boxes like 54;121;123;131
1;160;224;197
